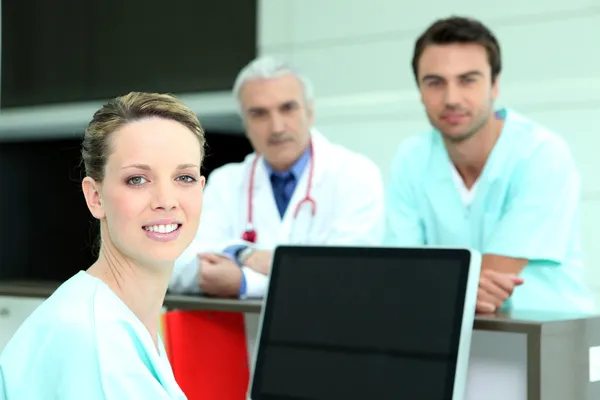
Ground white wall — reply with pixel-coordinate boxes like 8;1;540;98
259;0;600;299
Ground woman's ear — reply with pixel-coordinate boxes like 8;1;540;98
82;177;105;220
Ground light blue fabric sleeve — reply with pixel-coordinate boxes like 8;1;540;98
483;139;580;263
384;142;426;246
223;244;247;265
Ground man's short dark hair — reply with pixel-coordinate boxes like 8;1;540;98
412;16;502;84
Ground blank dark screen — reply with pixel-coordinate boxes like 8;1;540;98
251;249;470;400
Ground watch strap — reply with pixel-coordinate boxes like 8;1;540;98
237;247;254;265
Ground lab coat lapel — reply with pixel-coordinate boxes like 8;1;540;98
279;129;327;243
307;129;327;187
251;159;283;247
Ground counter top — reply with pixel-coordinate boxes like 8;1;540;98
0;280;263;314
1;280;596;334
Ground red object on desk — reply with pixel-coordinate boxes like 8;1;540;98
162;310;250;400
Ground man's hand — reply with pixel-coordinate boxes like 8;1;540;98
476;269;525;313
243;250;273;275
198;253;242;298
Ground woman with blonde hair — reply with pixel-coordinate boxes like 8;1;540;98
0;92;206;399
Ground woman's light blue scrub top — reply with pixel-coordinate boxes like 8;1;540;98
0;271;186;400
385;108;596;314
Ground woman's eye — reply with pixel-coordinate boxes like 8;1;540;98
127;176;147;185
177;175;196;183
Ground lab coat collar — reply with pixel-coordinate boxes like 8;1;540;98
263;144;311;181
250;127;328;188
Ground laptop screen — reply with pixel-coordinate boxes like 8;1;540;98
250;246;474;400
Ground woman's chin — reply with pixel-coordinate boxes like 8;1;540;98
138;252;180;270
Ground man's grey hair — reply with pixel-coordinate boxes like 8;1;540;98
232;56;315;114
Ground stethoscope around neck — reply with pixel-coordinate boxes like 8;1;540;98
242;140;316;244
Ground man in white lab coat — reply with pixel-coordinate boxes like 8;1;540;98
169;56;385;299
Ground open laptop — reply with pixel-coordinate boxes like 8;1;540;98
248;246;481;400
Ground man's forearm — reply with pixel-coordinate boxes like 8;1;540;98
482;254;528;274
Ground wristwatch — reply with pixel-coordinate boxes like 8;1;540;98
237;247;254;265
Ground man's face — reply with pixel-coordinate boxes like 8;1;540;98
417;43;499;143
239;74;313;171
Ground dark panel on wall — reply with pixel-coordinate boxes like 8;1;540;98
1;0;257;108
0;131;253;282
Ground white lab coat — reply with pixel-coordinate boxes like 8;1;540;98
168;129;385;361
